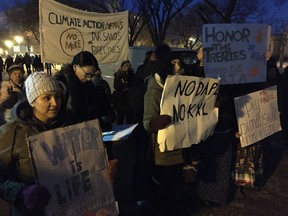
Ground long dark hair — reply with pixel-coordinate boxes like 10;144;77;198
71;51;99;69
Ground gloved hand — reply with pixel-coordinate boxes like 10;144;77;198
18;184;51;210
150;114;172;132
3;91;18;108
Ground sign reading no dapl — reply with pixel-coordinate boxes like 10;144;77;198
157;75;219;151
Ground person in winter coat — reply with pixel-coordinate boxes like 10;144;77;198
0;63;26;126
0;72;64;216
4;55;14;72
143;44;185;214
55;51;116;159
113;60;135;124
23;53;32;75
92;67;112;101
0;56;4;83
0;72;118;216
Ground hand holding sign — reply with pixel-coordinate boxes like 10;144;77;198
150;114;172;132
17;184;51;212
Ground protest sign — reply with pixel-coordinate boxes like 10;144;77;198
234;85;281;147
202;23;270;84
157;75;219;152
102;123;138;142
39;0;128;64
27;119;118;216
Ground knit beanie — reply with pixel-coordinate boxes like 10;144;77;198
25;72;61;104
8;63;24;76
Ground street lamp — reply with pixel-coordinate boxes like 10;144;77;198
4;40;14;55
14;36;23;54
188;37;196;49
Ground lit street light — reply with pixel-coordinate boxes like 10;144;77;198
4;40;14;54
14;36;23;54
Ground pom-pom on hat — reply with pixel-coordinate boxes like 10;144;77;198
8;63;24;76
25;72;61;104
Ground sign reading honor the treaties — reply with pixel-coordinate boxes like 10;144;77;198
157;75;219;152
27;119;118;216
234;85;281;147
39;0;128;64
202;23;270;84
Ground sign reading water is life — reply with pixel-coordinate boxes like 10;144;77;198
202;23;270;85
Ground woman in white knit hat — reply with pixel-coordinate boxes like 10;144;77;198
0;72;118;216
0;72;64;216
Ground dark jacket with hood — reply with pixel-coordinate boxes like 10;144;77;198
0;100;64;216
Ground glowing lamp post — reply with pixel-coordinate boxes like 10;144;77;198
188;37;196;49
15;36;23;54
4;40;14;55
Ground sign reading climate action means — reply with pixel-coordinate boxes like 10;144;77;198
27;119;118;216
234;85;281;147
39;0;128;64
157;75;219;152
202;23;270;84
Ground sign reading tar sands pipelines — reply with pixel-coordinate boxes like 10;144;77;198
39;0;128;64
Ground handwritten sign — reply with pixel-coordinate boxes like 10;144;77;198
39;0;128;64
157;75;219;152
202;23;270;84
234;85;281;147
28;119;118;216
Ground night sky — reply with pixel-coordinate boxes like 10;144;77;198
0;0;26;12
0;0;287;27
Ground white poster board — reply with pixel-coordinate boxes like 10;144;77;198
102;124;138;142
157;75;219;152
203;23;270;84
234;85;281;147
39;0;129;64
28;119;118;216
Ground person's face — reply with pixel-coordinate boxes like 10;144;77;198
171;59;184;75
10;70;24;85
121;63;130;72
31;91;62;123
74;65;97;83
265;51;271;61
197;47;203;62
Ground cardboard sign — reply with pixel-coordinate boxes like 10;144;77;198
203;23;270;84
39;0;129;64
234;85;281;147
157;75;219;151
28;119;118;216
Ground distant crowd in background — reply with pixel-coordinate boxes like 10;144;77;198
1;47;288;216
0;53;54;82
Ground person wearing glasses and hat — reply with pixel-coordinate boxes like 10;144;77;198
55;51;116;159
0;63;26;126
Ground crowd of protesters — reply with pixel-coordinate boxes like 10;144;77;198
0;46;288;216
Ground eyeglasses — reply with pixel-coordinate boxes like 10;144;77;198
77;65;96;79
